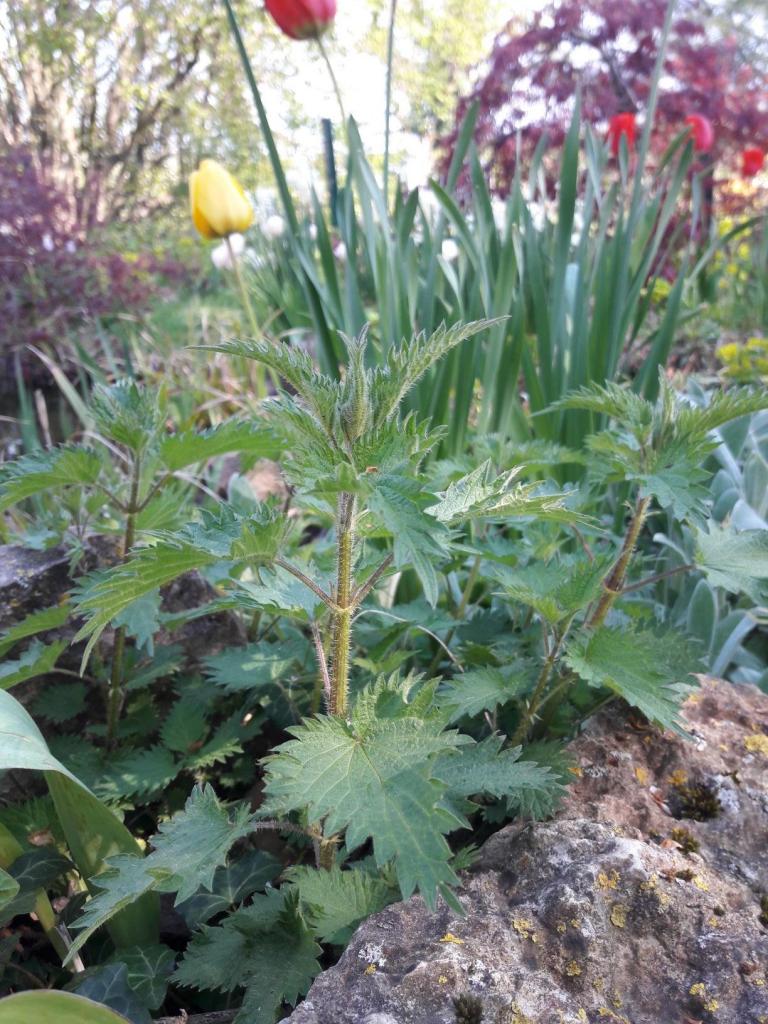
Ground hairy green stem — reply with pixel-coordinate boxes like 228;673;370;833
330;493;355;717
589;495;651;628
106;454;141;748
510;647;557;747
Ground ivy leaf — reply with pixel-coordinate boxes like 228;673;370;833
693;524;768;601
285;864;396;944
174;889;321;1024
262;716;466;907
106;946;176;1011
439;667;533;722
0;446;103;512
565;626;699;733
67;962;151;1024
368;475;448;607
159;421;280;471
434;736;564;820
0;640;67;691
177;850;281;928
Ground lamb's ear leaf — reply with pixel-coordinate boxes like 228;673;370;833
0;991;131;1024
0;689;158;950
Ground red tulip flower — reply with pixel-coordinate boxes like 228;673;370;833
265;0;336;40
684;114;714;153
742;147;765;178
608;113;636;157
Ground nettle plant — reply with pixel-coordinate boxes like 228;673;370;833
0;325;767;1021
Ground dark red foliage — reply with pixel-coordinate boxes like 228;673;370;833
439;0;768;197
0;149;186;382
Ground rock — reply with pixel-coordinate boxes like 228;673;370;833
560;677;768;895
0;541;244;664
0;544;77;630
284;680;768;1024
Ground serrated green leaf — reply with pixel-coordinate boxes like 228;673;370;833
368;475;447;607
262;716;465;907
113;591;162;653
0;639;67;691
174;889;321;1024
203;639;308;693
425;460;587;527
694;524;768;601
159;421;280;471
286;864;396;944
68;785;255;960
434;736;563;819
96;747;179;801
30;682;87;724
0;605;70;659
160;694;208;754
439;667;533;722
564;626;698;733
0;446;103;512
490;554;612;624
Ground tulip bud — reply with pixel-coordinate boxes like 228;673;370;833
265;0;336;41
684;114;714;153
742;147;765;178
608;113;636;157
189;159;254;240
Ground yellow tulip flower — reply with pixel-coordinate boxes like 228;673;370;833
189;159;253;239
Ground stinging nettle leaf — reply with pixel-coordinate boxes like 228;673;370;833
693;523;768;602
0;446;103;512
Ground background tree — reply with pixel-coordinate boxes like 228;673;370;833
439;0;768;197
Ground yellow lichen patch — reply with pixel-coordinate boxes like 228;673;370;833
556;922;567;934
597;870;620;890
437;975;448;985
639;874;658;892
610;903;628;928
705;999;719;1012
692;875;710;892
708;915;721;928
577;1010;588;1022
744;733;768;756
565;960;582;977
364;963;377;975
570;918;581;929
634;766;650;785
668;768;688;786
598;1010;631;1023
592;977;606;993
689;982;706;997
439;932;464;944
511;918;535;940
611;993;623;1009
569;765;584;778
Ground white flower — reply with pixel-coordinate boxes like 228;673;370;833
441;238;460;262
41;232;54;252
211;232;246;270
64;239;77;253
308;223;318;241
264;214;285;239
333;240;347;263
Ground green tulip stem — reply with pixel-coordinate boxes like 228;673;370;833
225;234;267;399
383;0;398;208
316;34;346;133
